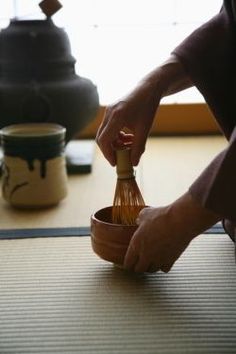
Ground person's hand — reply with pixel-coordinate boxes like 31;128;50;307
96;55;193;166
124;205;194;273
96;82;161;166
124;191;221;273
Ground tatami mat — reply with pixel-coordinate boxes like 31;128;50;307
0;234;235;354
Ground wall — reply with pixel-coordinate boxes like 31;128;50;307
78;103;221;139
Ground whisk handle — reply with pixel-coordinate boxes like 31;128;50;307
116;148;134;179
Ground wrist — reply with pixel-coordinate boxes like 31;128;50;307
168;191;222;240
159;55;193;97
126;55;192;109
140;54;193;98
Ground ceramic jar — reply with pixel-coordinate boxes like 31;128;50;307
1;123;68;208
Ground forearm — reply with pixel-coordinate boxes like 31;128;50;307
135;54;193;101
168;191;222;240
158;54;193;97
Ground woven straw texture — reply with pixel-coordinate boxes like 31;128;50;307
0;233;235;354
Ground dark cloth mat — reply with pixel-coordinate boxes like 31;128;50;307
0;223;225;240
0;227;90;240
204;223;225;234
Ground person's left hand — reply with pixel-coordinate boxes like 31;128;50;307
123;206;193;273
123;192;221;273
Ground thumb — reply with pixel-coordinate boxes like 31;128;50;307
130;128;149;166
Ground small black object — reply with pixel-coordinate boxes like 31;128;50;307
65;140;94;174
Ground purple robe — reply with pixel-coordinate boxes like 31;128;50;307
172;0;236;238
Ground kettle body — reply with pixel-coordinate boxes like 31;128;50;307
0;18;99;141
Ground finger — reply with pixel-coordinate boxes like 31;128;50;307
118;131;134;145
95;109;117;165
98;116;126;166
131;124;149;166
123;243;139;270
113;131;133;149
161;263;173;273
147;264;160;273
134;257;152;273
96;106;114;135
95;106;111;141
138;206;153;217
136;206;154;224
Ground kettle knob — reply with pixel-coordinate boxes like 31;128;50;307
39;0;62;17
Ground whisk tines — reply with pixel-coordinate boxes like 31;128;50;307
112;147;145;225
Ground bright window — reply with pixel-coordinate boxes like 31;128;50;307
1;0;222;105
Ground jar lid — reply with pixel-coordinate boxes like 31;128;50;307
1;123;66;142
1;123;66;159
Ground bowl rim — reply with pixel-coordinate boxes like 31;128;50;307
91;206;138;228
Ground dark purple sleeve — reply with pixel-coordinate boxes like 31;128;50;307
189;128;236;221
172;1;236;221
173;3;235;138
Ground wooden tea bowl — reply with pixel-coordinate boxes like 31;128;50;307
90;206;138;265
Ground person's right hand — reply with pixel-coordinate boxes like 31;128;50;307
96;54;193;166
96;82;161;166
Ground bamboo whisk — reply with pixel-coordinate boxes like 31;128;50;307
112;147;145;225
